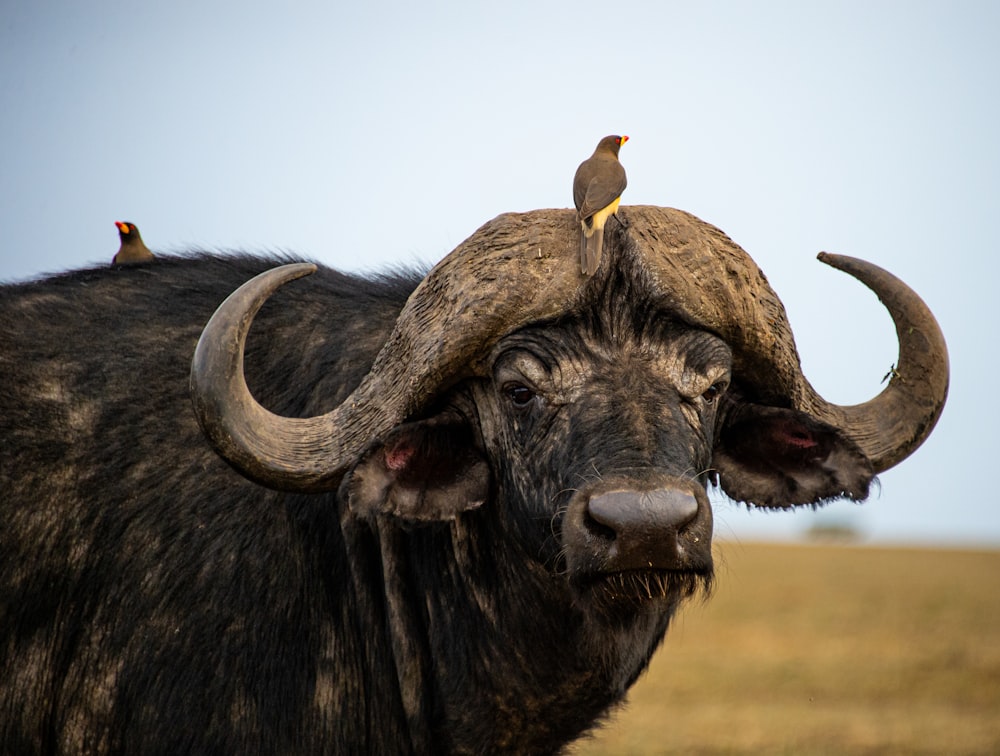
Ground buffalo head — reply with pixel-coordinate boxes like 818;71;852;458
189;206;948;614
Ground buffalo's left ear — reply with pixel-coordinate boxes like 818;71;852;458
342;411;490;522
714;403;874;508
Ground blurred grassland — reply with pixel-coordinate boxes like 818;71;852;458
573;541;1000;755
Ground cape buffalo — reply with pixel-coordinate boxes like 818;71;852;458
0;207;948;753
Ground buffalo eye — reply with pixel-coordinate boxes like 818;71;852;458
701;382;726;404
504;383;536;407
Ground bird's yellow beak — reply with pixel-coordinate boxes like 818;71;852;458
620;135;629;145
115;221;130;234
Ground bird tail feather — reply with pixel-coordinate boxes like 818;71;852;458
583;229;602;276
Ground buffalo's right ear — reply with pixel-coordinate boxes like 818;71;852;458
342;412;490;522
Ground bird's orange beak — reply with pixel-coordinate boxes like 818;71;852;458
620;135;629;145
115;221;130;234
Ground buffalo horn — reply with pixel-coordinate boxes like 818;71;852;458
190;207;948;491
190;212;591;491
801;252;949;472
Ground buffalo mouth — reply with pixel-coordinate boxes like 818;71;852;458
575;566;714;614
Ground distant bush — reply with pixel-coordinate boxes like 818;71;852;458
803;522;863;544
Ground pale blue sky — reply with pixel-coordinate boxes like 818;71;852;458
2;1;997;545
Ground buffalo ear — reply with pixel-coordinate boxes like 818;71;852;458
342;413;489;522
714;404;873;508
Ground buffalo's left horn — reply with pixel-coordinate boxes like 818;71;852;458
618;208;949;475
800;252;949;472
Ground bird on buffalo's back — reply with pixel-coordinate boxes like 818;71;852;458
573;135;628;276
112;221;155;266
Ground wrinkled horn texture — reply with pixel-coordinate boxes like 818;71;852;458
190;206;949;490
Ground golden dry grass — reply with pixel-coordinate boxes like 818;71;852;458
572;541;1000;755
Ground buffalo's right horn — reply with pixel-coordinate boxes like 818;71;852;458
190;212;590;492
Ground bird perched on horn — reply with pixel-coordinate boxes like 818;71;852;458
112;221;155;266
573;135;628;276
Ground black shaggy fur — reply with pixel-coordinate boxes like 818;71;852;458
0;253;873;754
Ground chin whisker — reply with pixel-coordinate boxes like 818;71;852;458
579;568;714;616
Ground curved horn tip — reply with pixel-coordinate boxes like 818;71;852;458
191;261;318;376
267;261;318;282
189;261;323;491
817;251;858;271
244;261;319;290
811;250;949;473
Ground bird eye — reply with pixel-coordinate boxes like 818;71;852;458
505;383;536;407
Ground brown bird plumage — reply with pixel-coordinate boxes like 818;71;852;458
112;221;154;266
573;135;628;275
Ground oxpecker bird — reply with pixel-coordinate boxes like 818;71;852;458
112;221;154;266
573;135;628;276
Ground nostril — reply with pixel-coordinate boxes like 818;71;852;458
586;491;632;540
584;509;618;542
